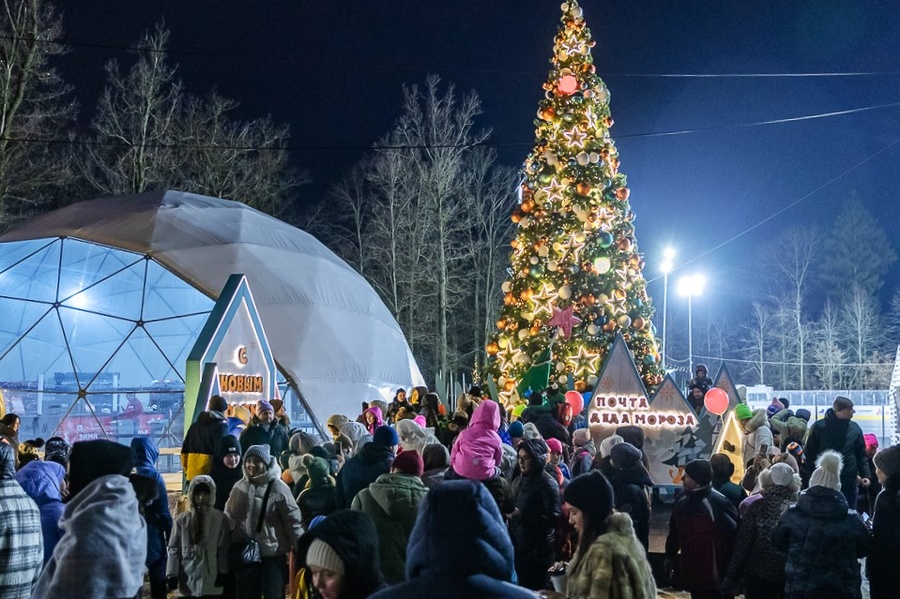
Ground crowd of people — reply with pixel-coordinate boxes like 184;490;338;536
0;384;898;599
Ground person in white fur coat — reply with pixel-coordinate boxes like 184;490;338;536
31;439;147;599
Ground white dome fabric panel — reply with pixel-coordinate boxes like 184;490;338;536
1;190;425;427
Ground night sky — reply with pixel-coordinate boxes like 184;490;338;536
57;1;900;313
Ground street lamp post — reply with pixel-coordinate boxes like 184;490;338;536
677;274;706;381
660;248;675;371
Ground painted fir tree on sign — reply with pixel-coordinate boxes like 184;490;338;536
487;1;664;397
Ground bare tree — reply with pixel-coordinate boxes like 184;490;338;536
812;301;846;389
0;0;76;229
764;225;819;389
76;25;304;214
840;284;886;389
742;301;775;384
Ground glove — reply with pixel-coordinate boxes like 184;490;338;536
166;577;178;592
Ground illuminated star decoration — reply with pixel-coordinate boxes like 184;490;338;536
547;305;582;338
605;293;627;316
495;345;521;373
594;207;615;231
563;127;588;148
531;284;559;318
545;177;566;202
568;345;600;377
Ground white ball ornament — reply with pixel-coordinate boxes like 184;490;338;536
558;285;572;300
587;324;599;335
587;375;598;385
502;281;512;293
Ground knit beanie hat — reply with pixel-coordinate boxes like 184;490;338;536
734;403;753;421
572;428;591;448
864;434;879;451
413;415;427;428
545;437;563;454
522;422;542;440
795;409;811;422
68;440;135;498
873;445;900;479
302;454;331;485
511;404;526;419
599;434;624;458
306;538;345;575
244;444;273;467
610;442;642;470
769;462;795;487
256;399;274;414
786;441;804;462
392;450;424;477
44;436;72;468
809;450;843;491
684;459;713;487
422;443;450;471
208;395;228;413
508;420;524;439
766;404;781;418
372;425;399;448
564;471;614;523
220;435;241;456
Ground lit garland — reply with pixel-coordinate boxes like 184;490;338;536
487;0;665;392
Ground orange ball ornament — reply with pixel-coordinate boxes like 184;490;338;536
574;380;587;392
521;199;535;213
615;187;630;201
486;341;499;355
504;380;515;392
576;182;591;195
496;318;507;329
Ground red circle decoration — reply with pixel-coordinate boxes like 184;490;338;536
558;75;579;95
564;390;584;414
703;387;729;416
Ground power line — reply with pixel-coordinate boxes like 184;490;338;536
5;100;899;153
5;34;900;79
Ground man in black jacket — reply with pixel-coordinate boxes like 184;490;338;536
180;395;229;481
802;395;871;507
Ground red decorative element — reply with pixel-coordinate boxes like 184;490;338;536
704;387;729;416
547;305;582;337
564;390;584;414
558;75;578;95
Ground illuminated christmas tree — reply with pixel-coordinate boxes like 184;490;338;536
487;0;664;400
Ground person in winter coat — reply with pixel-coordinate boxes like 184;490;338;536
0;442;43;598
296;455;338;531
772;450;868;599
32;440;147;599
865;444;900;599
14;458;65;564
350;450;427;584
386;388;412;424
240;400;290;462
857;434;881;516
420;392;446;432
802;396;871;508
326;414;350;441
688;364;713;396
211;435;243;511
769;408;808;451
132;436;174;599
182;395;230;480
167;475;229;597
280;430;318;493
224;444;304;599
335;426;397;508
547;470;656;599
526;395;572;446
569;429;595;478
510;437;562;590
296;509;386;599
362;406;384;436
370;479;536;599
710;453;748;511
0;414;21;466
395;418;440;455
608;442;652;550
734;403;774;469
665;458;739;599
421;443;450;489
723;463;800;599
450;399;504;481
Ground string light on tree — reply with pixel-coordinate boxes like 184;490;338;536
487;0;664;394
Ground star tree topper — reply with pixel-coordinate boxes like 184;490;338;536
547;305;582;338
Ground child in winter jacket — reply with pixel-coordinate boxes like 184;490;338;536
451;399;504;481
167;475;229;597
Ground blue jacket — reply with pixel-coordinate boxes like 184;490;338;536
15;460;66;564
335;442;394;508
131;437;173;565
370;480;536;599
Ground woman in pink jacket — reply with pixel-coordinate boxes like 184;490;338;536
451;400;504;481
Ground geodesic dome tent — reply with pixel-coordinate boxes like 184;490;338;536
0;190;424;448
